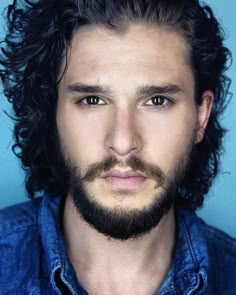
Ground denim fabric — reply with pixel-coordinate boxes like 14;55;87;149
0;195;235;295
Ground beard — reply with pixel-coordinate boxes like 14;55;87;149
70;165;180;241
55;134;194;241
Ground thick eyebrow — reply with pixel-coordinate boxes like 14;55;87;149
67;82;183;97
136;84;183;97
67;83;112;95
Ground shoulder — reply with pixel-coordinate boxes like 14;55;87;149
0;198;44;291
0;197;43;254
197;215;236;258
178;208;236;293
196;214;236;294
179;208;236;257
0;197;42;236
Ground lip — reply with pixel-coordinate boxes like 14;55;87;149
101;170;146;178
101;170;147;191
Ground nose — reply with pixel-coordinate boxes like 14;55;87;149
105;108;143;157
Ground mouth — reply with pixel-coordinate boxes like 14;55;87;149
101;170;147;191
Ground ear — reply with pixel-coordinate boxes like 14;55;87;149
195;90;214;144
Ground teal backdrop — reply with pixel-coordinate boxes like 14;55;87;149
0;0;235;236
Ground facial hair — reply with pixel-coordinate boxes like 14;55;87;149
60;149;193;240
54;117;196;241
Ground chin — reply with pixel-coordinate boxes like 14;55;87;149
72;181;175;240
87;185;163;212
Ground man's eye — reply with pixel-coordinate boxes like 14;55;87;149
145;96;170;107
78;96;106;106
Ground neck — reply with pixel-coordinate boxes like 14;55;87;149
63;195;176;295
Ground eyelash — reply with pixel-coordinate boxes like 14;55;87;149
76;96;106;108
144;96;172;108
76;95;173;109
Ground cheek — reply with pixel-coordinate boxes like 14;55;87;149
56;104;107;168
141;111;197;171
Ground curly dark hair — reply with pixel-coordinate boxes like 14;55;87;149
0;0;231;209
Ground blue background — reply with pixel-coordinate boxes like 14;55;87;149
0;0;235;237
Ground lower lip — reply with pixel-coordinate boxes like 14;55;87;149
102;176;147;190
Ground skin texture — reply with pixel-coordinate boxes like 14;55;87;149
57;23;213;295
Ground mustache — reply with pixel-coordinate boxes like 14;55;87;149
81;156;166;187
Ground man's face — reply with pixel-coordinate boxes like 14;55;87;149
57;24;204;239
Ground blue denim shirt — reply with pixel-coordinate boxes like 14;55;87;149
0;195;235;294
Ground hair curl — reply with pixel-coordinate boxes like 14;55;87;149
0;0;232;209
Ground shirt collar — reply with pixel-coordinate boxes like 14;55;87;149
172;208;209;294
38;195;83;294
38;195;209;295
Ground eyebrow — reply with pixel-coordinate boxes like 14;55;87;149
136;84;183;97
67;82;183;97
67;83;112;95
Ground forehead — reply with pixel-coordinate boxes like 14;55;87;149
61;23;193;91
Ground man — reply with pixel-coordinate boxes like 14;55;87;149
0;0;235;294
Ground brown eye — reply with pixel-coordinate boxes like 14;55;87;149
151;96;166;105
84;96;101;105
78;96;106;106
145;95;170;107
